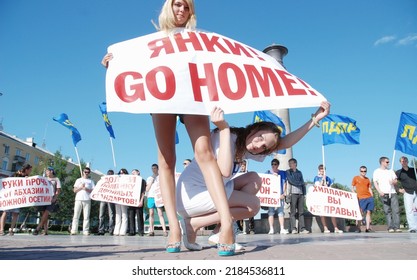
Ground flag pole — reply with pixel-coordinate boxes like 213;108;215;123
321;145;326;170
391;150;396;170
110;137;117;169
74;146;82;175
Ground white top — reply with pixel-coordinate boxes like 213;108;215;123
146;175;159;198
373;168;397;194
74;177;95;201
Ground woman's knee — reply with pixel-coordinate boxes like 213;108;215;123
158;153;176;170
244;195;260;215
193;144;215;164
246;172;262;192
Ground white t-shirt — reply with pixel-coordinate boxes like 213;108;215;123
146;175;159;198
74;177;95;201
373;168;397;194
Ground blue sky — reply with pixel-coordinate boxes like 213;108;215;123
1;0;416;187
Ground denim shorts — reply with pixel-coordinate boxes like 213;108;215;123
359;197;375;212
268;205;284;217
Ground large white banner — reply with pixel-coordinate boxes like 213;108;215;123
306;184;363;220
105;28;326;115
0;176;53;210
90;175;143;207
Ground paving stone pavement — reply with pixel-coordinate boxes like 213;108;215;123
1;230;416;260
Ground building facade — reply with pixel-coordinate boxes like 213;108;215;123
0;131;102;180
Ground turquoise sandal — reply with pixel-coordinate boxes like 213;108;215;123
166;242;181;253
217;243;235;256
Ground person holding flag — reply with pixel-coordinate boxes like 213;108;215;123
394;156;417;233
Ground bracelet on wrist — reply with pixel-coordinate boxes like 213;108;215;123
311;114;320;128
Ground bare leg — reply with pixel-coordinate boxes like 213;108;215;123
0;212;6;234
152;114;181;245
278;215;285;231
268;215;274;232
331;217;339;230
148;208;155;233
38;210;50;232
321;216;328;231
9;212;19;235
157;207;167;233
366;210;372;229
184;115;234;245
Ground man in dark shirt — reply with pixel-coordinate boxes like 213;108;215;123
286;158;309;234
395;156;417;233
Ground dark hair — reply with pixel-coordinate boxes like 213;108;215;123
152;163;159;168
271;159;279;165
118;168;128;175
13;163;32;177
47;166;56;175
22;163;32;172
216;121;281;161
107;169;115;175
379;156;389;164
289;158;297;164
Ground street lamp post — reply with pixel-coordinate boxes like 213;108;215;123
263;45;292;170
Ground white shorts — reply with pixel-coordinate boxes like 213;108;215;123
176;179;234;218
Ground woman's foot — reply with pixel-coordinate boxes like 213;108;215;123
218;222;234;245
217;243;235;256
179;219;202;251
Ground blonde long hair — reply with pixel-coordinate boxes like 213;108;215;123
154;0;197;31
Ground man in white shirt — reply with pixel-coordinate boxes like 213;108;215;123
373;156;401;233
70;167;95;235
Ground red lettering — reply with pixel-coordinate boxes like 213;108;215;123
189;63;219;102
218;63;246;100
259;186;270;195
276;70;308;96
261;177;271;185
198;33;229;54
147;37;175;58
296;77;318;96
245;65;284;97
146;67;176;100
114;72;145;102
174;32;203;52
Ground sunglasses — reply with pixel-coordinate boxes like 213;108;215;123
84;171;90;174
360;170;367;173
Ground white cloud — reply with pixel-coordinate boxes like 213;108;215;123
397;34;417;46
374;35;396;46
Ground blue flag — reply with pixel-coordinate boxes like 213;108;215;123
53;113;82;146
253;110;286;154
321;114;360;146
394;112;417;157
99;102;116;139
